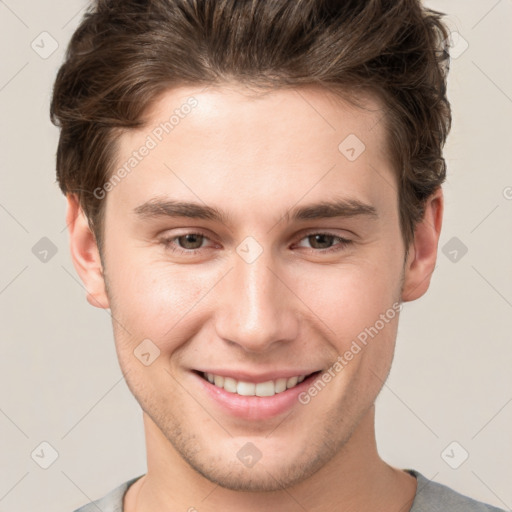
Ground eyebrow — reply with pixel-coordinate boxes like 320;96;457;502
132;197;378;225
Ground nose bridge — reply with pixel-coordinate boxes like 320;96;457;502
215;246;296;352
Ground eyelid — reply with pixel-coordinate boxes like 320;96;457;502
158;227;216;242
294;228;353;241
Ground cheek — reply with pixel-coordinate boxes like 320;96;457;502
298;260;400;336
107;261;218;349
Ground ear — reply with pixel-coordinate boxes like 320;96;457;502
66;194;110;309
401;186;444;302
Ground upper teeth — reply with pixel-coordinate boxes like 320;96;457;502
204;372;306;396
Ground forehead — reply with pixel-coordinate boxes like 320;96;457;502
110;84;395;220
135;83;388;158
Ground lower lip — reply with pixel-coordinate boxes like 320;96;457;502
191;371;321;421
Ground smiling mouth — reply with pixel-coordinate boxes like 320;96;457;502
195;370;322;397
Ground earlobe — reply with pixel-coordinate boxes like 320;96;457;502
401;187;444;302
66;194;110;309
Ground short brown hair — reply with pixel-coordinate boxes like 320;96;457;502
50;0;452;255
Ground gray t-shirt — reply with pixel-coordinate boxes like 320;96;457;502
72;469;507;511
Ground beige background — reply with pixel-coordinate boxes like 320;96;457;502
0;1;511;510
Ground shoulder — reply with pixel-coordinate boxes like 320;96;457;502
71;475;144;512
408;470;507;512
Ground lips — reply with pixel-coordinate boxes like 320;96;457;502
191;369;323;420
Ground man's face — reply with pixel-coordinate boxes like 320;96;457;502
99;85;409;490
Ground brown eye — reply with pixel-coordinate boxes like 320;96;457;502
295;232;353;254
160;231;214;256
307;234;336;249
176;233;204;249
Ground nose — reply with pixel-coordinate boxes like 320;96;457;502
214;246;299;353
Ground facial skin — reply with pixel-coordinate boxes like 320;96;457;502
67;84;443;512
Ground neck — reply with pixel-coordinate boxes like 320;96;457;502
125;406;417;512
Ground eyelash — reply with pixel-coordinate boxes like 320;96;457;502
159;231;353;256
